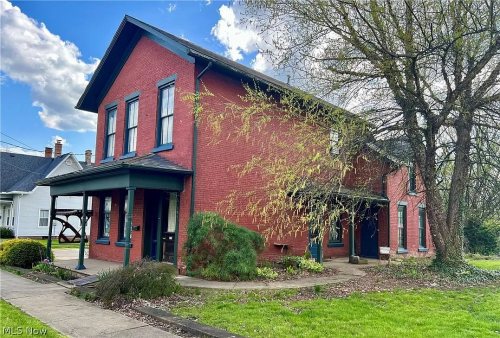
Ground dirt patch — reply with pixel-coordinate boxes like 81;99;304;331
260;267;339;282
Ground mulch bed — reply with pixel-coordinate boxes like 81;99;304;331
258;266;339;282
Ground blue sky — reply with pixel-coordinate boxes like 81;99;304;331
1;0;267;161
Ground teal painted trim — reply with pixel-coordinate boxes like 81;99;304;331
327;242;344;248
157;74;177;88
95;238;110;245
100;157;114;164
105;101;118;109
46;196;56;260
190;62;213;216
125;91;140;102
418;247;428;252
156;197;163;261
152;143;174;152
116;241;133;248
143;32;194;63
119;152;136;160
397;248;408;254
76;192;88;270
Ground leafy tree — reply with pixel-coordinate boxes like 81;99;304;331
236;0;500;267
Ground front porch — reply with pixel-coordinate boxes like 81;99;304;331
38;154;192;271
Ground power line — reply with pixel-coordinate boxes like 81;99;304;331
0;141;43;152
0;132;36;150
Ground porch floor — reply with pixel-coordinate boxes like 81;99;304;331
54;258;121;276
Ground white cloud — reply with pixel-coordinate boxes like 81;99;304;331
0;0;99;132
211;5;262;62
205;0;212;5
50;135;69;148
167;3;176;13
251;52;269;73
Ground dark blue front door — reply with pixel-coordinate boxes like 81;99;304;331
360;213;379;258
308;226;322;262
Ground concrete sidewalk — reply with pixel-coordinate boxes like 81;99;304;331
0;270;180;338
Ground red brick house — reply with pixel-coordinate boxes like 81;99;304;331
39;16;432;270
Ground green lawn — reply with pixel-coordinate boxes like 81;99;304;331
32;239;86;250
173;287;500;337
468;259;500;270
0;300;64;337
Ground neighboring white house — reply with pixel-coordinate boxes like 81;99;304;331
0;143;92;238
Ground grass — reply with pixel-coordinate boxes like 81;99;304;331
0;299;64;337
468;259;500;270
0;238;86;250
173;287;500;337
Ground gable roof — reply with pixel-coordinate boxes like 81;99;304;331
367;137;413;165
77;15;330;113
0;152;67;193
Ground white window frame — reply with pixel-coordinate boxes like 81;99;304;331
38;209;50;227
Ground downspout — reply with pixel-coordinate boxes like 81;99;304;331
190;62;213;217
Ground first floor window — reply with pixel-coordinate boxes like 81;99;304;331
328;219;342;245
119;194;129;241
419;207;426;248
39;209;49;227
99;196;112;238
398;204;407;249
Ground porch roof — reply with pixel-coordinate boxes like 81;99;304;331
37;154;191;196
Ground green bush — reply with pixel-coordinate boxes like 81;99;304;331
33;262;74;280
184;212;265;281
464;218;500;255
256;267;278;279
0;239;52;268
95;260;179;307
0;227;15;239
281;255;324;273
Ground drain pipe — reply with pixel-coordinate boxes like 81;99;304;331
190;62;213;216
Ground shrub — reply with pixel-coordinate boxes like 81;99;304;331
464;218;500;255
0;227;15;239
281;255;324;273
0;239;52;268
256;267;278;279
184;212;265;281
95;260;179;307
33;262;75;280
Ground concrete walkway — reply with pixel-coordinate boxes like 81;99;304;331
177;258;378;290
0;270;180;338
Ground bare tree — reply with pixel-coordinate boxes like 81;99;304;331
241;0;500;266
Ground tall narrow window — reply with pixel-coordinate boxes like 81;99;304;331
105;107;117;159
328;218;343;246
125;99;138;154
119;194;129;241
397;204;407;249
158;83;175;146
419;207;426;248
99;196;111;238
39;209;49;227
329;129;339;155
408;164;417;193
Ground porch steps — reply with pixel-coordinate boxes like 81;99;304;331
67;274;98;286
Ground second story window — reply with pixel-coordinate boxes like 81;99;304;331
408;164;417;193
125;99;138;154
158;83;175;146
105;107;117;159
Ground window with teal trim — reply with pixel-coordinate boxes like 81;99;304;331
99;196;111;239
398;205;407;249
419;207;426;248
328;219;343;246
118;194;129;241
104;107;116;159
125;99;138;154
158;83;175;146
408;164;417;193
